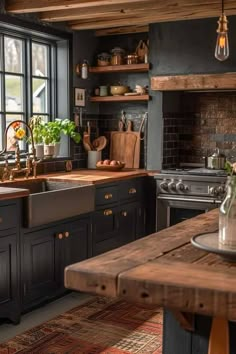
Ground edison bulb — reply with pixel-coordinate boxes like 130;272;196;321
215;32;229;61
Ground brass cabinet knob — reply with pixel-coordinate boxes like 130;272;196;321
105;193;113;200
121;211;128;217
128;188;136;194
64;231;70;238
58;233;63;240
0;217;3;224
104;209;113;216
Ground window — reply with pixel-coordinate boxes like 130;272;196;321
0;32;57;150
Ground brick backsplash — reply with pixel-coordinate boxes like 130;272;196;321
163;92;236;168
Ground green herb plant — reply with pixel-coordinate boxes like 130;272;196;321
41;119;81;145
28;116;44;144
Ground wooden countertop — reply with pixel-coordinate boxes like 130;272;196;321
44;169;153;184
65;209;236;320
0;187;29;200
0;168;157;200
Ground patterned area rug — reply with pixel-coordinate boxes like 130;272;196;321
0;296;163;354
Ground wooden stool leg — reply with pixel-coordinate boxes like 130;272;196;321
208;317;229;354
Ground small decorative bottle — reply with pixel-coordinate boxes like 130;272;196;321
219;175;236;248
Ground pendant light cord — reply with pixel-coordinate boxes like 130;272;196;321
222;0;224;14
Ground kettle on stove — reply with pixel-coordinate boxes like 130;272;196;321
204;148;226;170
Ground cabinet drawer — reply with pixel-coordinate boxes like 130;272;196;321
119;179;142;202
0;203;17;231
95;185;118;207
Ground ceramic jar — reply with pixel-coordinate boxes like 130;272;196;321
219;175;236;248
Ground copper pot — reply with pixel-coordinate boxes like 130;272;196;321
125;54;138;65
111;53;123;65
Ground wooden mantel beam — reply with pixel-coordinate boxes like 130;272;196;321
151;73;236;91
6;0;148;14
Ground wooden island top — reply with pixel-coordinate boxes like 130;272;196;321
65;209;236;320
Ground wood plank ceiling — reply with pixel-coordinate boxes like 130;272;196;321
5;0;236;34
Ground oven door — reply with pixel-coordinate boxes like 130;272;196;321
156;194;221;231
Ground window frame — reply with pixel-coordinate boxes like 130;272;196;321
0;27;58;150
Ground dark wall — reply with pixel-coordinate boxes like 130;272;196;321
72;31;149;168
148;16;236;170
151;16;236;75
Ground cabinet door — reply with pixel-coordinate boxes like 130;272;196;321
118;203;136;244
0;234;20;323
135;204;147;239
92;206;119;256
22;227;61;309
62;218;89;280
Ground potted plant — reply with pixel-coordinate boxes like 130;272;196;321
41;119;81;158
28;116;44;158
41;122;55;158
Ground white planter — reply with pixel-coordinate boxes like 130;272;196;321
44;144;55;158
53;142;61;157
35;144;44;159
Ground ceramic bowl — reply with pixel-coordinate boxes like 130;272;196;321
110;85;129;96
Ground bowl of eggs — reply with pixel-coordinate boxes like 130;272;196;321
96;159;125;171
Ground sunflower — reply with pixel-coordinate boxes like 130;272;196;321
15;127;26;140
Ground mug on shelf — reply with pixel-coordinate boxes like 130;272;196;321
99;86;108;96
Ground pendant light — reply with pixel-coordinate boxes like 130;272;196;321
215;0;229;61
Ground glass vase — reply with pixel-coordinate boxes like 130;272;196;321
219;175;236;248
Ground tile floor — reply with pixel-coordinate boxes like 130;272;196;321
0;292;92;343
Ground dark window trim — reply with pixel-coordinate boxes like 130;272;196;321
0;13;72;41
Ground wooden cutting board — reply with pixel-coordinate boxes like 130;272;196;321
110;120;144;168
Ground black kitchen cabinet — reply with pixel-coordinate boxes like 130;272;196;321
0;234;20;324
92;177;147;256
118;202;136;243
61;218;90;280
0;199;21;324
135;203;147;239
22;226;61;310
22;216;90;311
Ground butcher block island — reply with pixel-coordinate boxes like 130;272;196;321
65;209;236;354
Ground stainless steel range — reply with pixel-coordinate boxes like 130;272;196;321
155;168;227;231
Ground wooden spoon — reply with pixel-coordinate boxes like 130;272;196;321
92;136;107;151
83;132;93;151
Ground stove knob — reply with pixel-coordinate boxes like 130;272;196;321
217;185;225;194
160;181;168;191
209;187;216;196
176;181;185;192
168;180;176;191
184;184;189;192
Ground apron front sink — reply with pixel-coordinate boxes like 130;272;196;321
10;179;95;228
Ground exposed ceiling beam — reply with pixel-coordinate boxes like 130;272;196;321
95;25;148;36
6;0;149;14
40;1;157;22
68;0;236;30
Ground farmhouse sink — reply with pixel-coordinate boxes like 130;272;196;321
10;179;95;228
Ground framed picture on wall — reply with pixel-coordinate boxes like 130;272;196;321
74;87;86;107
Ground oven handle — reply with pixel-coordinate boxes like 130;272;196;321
157;195;222;204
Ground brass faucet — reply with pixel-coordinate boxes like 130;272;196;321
0;120;40;180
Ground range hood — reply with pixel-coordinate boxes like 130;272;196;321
151;73;236;91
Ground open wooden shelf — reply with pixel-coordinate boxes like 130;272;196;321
89;63;149;73
90;94;149;102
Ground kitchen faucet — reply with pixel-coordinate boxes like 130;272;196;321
0;120;40;181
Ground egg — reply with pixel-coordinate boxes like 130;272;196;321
103;159;111;165
110;160;118;166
